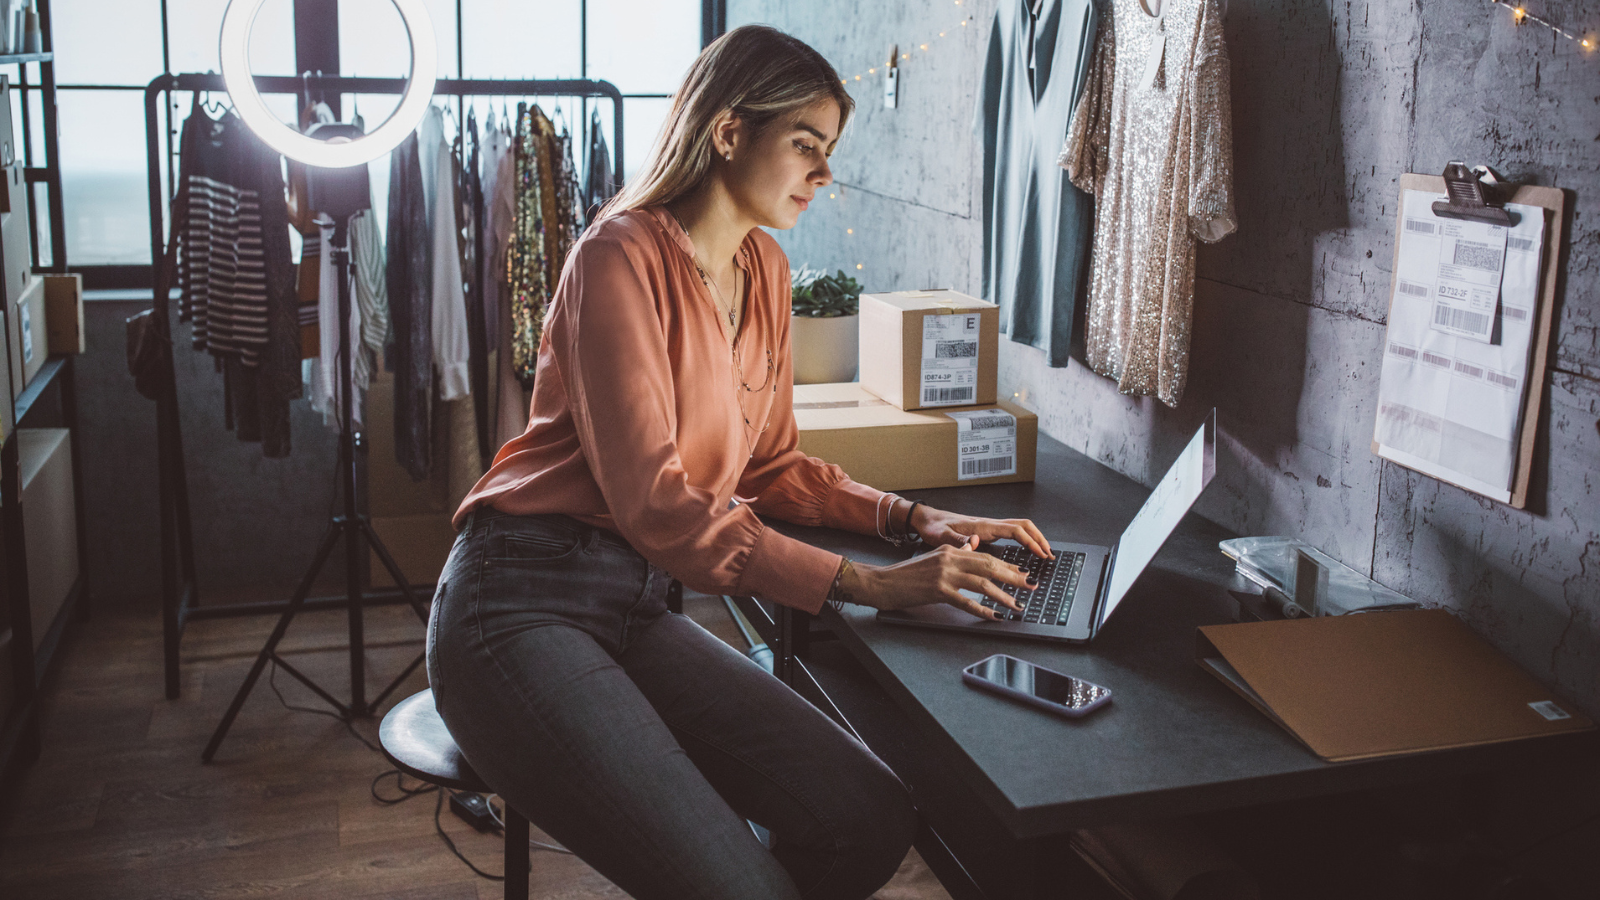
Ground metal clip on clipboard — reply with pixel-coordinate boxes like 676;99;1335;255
1431;161;1516;226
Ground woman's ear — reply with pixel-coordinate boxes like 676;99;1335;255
710;110;743;161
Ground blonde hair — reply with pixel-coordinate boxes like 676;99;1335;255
597;25;854;221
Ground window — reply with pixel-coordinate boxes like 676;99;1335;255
52;0;712;274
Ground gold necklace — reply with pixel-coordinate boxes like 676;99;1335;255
692;259;740;334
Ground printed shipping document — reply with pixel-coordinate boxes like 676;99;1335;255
1374;190;1545;502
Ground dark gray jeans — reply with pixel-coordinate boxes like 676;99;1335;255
427;509;917;899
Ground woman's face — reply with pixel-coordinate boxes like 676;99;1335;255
723;98;840;231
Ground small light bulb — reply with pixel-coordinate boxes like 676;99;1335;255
856;264;864;270
939;32;946;37
830;193;836;199
854;74;862;81
902;53;910;59
869;67;877;74
920;43;929;50
847;228;854;234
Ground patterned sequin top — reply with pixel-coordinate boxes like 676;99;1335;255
1060;0;1236;407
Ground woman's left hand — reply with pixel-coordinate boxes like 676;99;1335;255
909;505;1053;560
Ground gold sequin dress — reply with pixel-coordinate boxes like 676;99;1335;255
1059;0;1235;407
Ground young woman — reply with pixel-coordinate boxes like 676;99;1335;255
428;25;1050;900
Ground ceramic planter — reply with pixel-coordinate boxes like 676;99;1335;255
790;313;858;384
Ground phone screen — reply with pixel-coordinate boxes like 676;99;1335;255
966;655;1109;709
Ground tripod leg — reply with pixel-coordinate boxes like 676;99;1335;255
364;518;430;623
202;521;344;762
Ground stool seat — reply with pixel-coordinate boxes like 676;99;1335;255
379;688;532;899
379;688;489;793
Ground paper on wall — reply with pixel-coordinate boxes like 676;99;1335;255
946;408;1017;480
1374;190;1545;502
920;313;980;407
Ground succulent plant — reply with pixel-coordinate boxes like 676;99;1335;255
790;265;863;318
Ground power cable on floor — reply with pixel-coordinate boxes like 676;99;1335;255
265;659;572;878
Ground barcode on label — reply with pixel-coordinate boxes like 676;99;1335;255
1397;280;1430;298
1422;351;1452;368
934;340;978;359
1528;700;1571;721
1387;342;1418;360
1453;360;1484;379
1452;242;1502;271
1404;218;1436;235
961;457;1014;476
1503;306;1528;321
963;416;1014;431
1485;370;1518;390
923;387;974;404
1507;236;1536;252
1434;304;1490;334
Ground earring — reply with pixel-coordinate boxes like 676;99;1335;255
725;152;732;161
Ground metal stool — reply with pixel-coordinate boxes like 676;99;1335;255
379;689;530;899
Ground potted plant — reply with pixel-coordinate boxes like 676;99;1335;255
790;266;863;384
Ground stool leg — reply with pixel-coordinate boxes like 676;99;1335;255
504;809;530;900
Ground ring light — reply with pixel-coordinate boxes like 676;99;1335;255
219;0;438;168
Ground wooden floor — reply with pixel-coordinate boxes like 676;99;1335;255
0;591;950;899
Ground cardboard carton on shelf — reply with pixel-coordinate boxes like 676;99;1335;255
793;382;1036;492
0;429;80;651
43;273;83;355
857;289;999;411
2;161;28;306
6;274;44;399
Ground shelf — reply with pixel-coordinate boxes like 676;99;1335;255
14;355;65;425
0;53;52;65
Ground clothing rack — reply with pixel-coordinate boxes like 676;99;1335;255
142;73;625;700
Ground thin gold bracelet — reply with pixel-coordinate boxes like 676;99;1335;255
827;557;854;608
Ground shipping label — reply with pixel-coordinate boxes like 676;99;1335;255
920;313;980;406
946;409;1017;480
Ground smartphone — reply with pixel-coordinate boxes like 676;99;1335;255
962;653;1112;718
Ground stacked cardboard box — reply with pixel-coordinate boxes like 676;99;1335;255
793;289;1037;491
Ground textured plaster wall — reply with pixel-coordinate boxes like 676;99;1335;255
728;0;1600;714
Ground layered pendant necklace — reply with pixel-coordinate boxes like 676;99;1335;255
694;259;739;335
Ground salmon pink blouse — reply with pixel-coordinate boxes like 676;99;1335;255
455;207;886;613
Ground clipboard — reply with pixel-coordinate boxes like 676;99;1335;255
1196;609;1594;763
1371;172;1566;509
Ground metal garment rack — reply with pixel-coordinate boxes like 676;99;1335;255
142;72;625;700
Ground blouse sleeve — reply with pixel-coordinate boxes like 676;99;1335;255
1059;8;1114;195
1188;0;1237;243
551;235;844;613
736;302;887;537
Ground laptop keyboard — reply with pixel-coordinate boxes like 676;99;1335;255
979;544;1086;627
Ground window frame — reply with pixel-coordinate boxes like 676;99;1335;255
61;0;726;289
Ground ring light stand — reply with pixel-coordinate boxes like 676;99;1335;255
204;0;438;762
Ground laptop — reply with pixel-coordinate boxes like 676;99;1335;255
877;410;1217;643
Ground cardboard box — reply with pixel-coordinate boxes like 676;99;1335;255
2;161;28;305
7;274;44;399
858;289;999;411
1;429;80;650
43;273;83;355
793;382;1036;491
0;76;13;212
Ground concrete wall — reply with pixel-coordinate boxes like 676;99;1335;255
75;296;341;609
729;0;1600;714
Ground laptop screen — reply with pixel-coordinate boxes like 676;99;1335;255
1098;412;1217;628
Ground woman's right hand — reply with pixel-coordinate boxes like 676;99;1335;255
836;537;1034;621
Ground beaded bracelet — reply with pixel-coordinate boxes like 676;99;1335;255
826;557;855;609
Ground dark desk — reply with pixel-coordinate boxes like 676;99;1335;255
751;434;1593;896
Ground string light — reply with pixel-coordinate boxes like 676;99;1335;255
814;8;985;278
1488;0;1595;53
